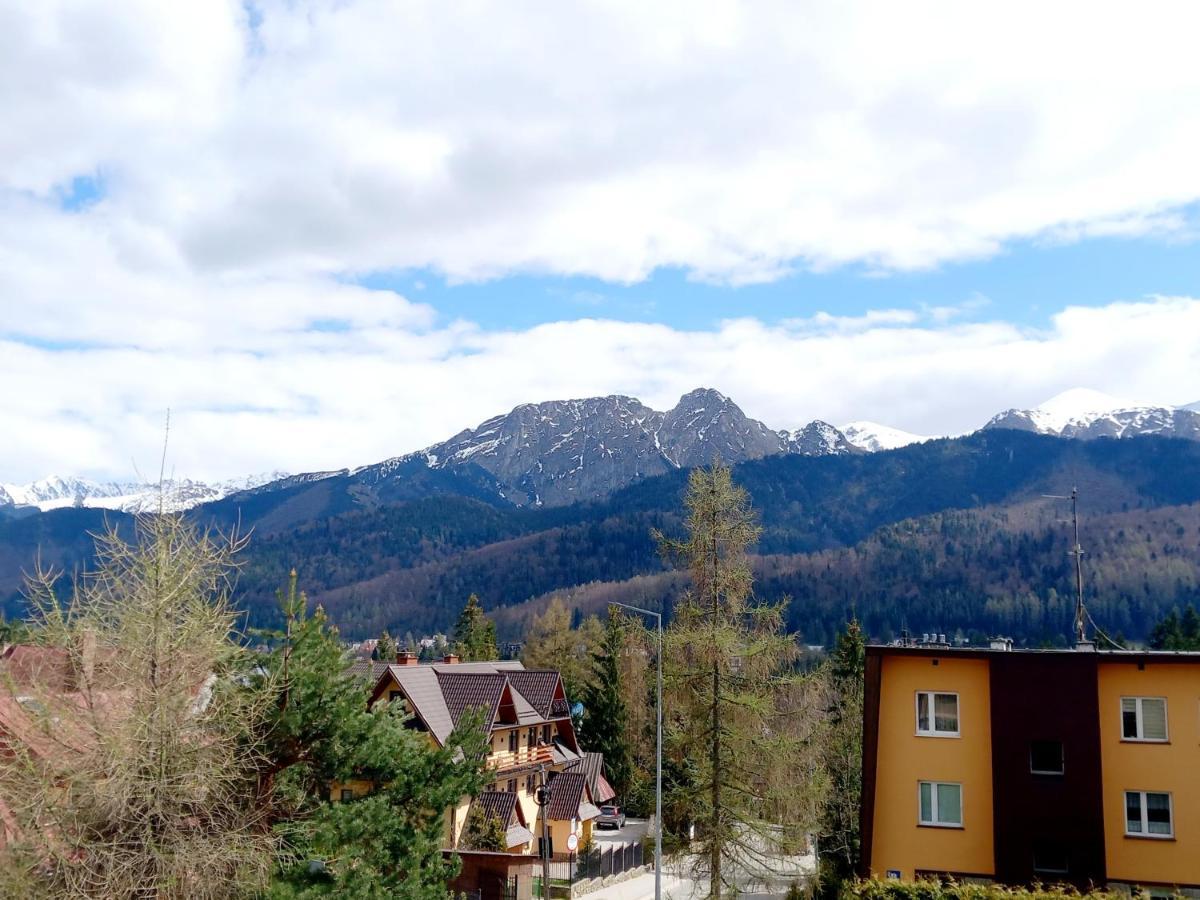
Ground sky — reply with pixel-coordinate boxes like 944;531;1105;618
4;0;1200;484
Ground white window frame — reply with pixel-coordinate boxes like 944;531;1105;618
918;781;963;828
915;691;960;737
1124;790;1174;839
1120;696;1169;742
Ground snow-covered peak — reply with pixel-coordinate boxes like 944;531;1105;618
1029;388;1141;432
840;421;931;452
1181;400;1200;414
984;389;1200;442
786;421;859;456
0;472;288;513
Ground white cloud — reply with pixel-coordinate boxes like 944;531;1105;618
5;296;1200;484
4;2;1200;483
4;0;1200;288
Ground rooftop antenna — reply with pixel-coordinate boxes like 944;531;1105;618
1043;487;1088;646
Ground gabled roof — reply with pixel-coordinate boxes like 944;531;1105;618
468;790;533;849
438;672;506;729
472;790;520;828
347;658;392;684
565;751;615;803
370;660;567;747
505;670;560;717
544;770;599;822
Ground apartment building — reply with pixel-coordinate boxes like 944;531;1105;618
354;653;614;859
861;642;1200;890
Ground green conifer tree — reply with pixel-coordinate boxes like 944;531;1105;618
260;573;492;898
453;594;499;662
817;619;865;892
579;607;633;800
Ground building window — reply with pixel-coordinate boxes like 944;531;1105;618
1030;740;1064;775
340;788;354;802
506;778;517;794
1032;840;1068;875
1125;790;1173;837
542;724;551;743
528;726;538;747
388;690;403;702
918;781;962;827
508;730;518;753
1121;697;1168;742
527;777;536;796
915;692;959;736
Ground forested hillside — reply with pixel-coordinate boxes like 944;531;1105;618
5;430;1200;645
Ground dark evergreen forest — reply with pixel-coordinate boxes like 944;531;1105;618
4;430;1200;646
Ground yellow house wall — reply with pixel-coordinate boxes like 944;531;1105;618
1098;661;1200;886
869;654;994;880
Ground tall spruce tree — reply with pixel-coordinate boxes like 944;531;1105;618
579;607;633;799
452;594;499;661
817;619;865;891
659;465;820;898
261;574;492;898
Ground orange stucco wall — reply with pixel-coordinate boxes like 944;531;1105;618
870;655;994;880
1097;661;1200;886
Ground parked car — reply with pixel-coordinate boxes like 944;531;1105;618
596;805;626;830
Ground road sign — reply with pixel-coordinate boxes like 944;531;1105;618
566;833;578;852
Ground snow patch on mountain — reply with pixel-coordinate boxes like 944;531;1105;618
840;421;931;452
984;388;1200;442
1026;388;1140;433
0;473;288;513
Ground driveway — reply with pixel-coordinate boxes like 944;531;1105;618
592;816;649;844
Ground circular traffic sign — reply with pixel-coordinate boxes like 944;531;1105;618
566;833;579;852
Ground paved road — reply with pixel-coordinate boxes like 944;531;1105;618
593;816;649;845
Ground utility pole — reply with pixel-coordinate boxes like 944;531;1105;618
609;601;662;900
535;763;551;897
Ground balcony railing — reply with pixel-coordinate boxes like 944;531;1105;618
489;745;554;772
549;698;570;719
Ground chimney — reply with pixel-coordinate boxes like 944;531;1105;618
396;650;419;666
988;637;1013;652
442;653;460;665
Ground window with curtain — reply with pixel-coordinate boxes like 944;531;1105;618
918;781;962;827
1125;790;1172;837
916;691;959;736
1120;697;1168;741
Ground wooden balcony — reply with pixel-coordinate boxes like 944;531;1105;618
489;745;554;772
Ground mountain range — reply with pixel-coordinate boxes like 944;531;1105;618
0;473;288;515
7;387;1196;515
5;385;1200;649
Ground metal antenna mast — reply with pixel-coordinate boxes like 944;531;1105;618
1043;487;1088;645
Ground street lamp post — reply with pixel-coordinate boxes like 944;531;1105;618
609;601;662;900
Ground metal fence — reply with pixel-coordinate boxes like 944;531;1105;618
572;841;644;881
533;841;646;897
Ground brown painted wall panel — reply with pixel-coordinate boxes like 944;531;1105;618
859;651;883;877
988;654;1105;886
